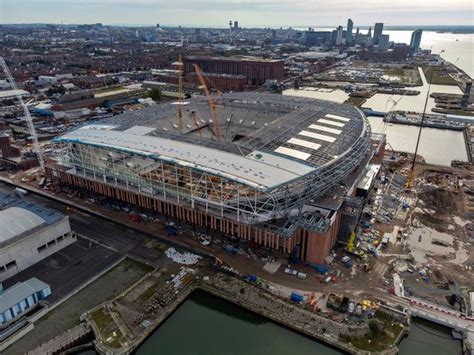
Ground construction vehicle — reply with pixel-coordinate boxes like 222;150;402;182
0;57;44;170
192;64;221;142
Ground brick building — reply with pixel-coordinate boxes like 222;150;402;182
184;56;285;88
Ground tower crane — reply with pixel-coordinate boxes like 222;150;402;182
192;64;221;142
0;57;44;170
177;38;184;132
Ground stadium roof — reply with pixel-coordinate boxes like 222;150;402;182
56;126;317;190
0;207;45;242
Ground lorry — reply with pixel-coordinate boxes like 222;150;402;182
290;292;304;304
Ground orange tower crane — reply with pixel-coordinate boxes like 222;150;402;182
192;64;221;142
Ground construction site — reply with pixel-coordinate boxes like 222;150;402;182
44;91;385;265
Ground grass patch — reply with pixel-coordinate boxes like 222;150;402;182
384;67;422;85
122;258;153;274
339;310;405;352
90;308;114;332
422;66;458;85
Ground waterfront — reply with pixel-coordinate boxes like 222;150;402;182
398;318;462;355
367;116;468;166
285;66;463;114
296;28;474;78
135;291;463;355
136;291;343;355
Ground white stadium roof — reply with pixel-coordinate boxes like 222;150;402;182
57;126;316;190
0;207;45;242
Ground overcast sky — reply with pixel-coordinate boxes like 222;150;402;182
1;0;473;27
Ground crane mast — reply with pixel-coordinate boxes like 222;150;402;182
0;57;44;170
192;64;221;142
177;52;184;132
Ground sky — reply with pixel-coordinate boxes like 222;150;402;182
1;0;473;27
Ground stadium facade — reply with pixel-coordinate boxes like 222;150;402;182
47;93;385;263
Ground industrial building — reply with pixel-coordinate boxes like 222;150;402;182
0;193;76;282
0;277;51;325
183;56;285;87
47;93;385;263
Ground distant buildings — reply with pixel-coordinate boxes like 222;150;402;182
336;25;343;45
378;34;391;51
183;56;285;87
304;29;331;47
346;19;354;45
410;29;423;53
373;23;384;45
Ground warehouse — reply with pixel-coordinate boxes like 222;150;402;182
0;277;51;325
0;193;76;282
48;93;385;263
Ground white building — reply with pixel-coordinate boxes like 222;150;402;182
0;195;76;282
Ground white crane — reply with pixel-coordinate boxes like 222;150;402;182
0;57;44;170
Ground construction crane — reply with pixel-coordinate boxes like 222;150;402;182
177;51;184;132
192;64;221;142
0;57;44;170
407;50;444;188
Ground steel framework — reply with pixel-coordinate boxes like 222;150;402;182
52;93;375;235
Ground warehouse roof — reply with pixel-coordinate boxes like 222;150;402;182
0;278;50;314
0;207;45;242
55;126;316;190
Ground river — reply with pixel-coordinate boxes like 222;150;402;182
133;291;462;355
136;291;342;355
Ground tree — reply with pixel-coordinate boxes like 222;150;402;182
148;88;161;101
368;320;382;336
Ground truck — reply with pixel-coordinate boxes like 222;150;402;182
290;292;304;304
313;264;329;274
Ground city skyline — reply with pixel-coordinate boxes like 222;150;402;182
1;0;473;27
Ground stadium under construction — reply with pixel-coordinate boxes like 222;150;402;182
46;93;385;263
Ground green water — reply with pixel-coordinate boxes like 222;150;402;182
399;317;462;355
136;291;462;355
136;291;343;355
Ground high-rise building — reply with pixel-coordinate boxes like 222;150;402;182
234;21;239;29
336;25;343;45
410;29;423;53
373;22;384;45
378;34;390;51
346;19;354;45
367;27;372;38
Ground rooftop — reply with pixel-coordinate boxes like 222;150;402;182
55;93;367;190
0;207;45;243
185;55;283;63
56;125;316;190
0;193;65;243
0;278;50;314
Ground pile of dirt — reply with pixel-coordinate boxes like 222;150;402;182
418;188;459;215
